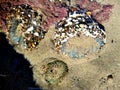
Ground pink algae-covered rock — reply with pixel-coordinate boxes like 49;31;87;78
76;0;89;8
39;0;67;28
75;0;113;23
0;2;10;30
86;1;101;11
46;7;67;27
95;5;113;23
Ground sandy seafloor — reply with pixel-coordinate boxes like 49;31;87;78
15;0;120;90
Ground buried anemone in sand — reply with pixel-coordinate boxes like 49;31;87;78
45;60;68;85
35;58;68;85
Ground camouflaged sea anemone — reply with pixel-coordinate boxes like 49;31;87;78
6;4;47;50
53;5;106;58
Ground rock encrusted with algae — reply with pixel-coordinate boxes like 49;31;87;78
75;0;113;23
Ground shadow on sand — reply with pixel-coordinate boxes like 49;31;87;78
0;33;42;90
